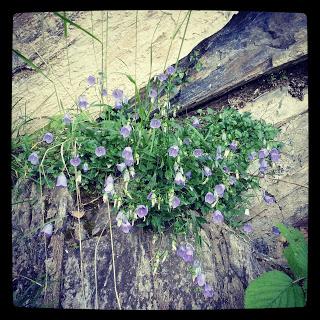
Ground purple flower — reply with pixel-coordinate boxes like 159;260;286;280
28;152;39;165
78;95;88;109
42;223;53;237
229;140;238;151
136;205;148;218
243;223;253;234
120;220;132;233
104;175;114;195
171;196;180;209
147;192;153;200
56;172;67;187
192;117;200;128
205;192;216;204
195;273;206;287
185;171;192;180
116;162;126;172
102;88;108;96
115;100;123;110
272;226;281;236
259;158;268;173
212;210;224;224
215;184;225;197
270;148;281;162
258;148;269;159
183;138;191;145
112;89;123;100
120;125;132;138
166;65;175;75
203;166;212;177
168;145;179;158
193;149;203;158
177;244;194;263
87;75;96;86
125;158;134;167
158;73;167;82
150;118;161;129
63;114;72;125
70;156;81;167
42;132;54;144
203;284;214;298
95;146;106;157
229;176;237;185
216;145;223;161
149;88;157;98
248;151;257;161
122;146;133;159
174;172;186;186
263;190;276;204
82;163;89;172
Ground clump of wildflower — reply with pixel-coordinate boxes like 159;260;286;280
150;118;161;129
229;140;238;151
70;156;81;167
215;184;225;197
95;146;106;157
193;148;203;158
42;132;54;144
203;166;212;177
63;114;72;125
203;284;214;298
56;172;67;187
28;152;39;165
136;205;148;218
78;95;88;109
270;148;281;162
212;210;224;224
171;196;180;209
87;75;96;86
205;192;216;204
243;223;253;234
263;190;276;204
174;172;186;186
120;125;132;138
168;145;179;158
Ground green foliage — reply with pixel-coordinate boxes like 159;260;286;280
244;270;305;308
276;223;308;279
245;224;307;308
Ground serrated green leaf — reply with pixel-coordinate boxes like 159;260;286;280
276;223;308;279
245;270;305;308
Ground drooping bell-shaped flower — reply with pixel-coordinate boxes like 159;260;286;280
258;148;269;159
168;145;179;158
158;73;167;82
205;192;216;204
116;162;126;172
192;117;200;128
248;151;257;161
82;163;89;172
263;190;276;204
120;125;132;138
243;223;253;234
112;89;123;100
174;172;186;186
28;152;39;165
203;284;214;298
78;95;88;109
87;75;96;86
193;148;203;158
215;145;223;161
136;205;148;218
270;148;281;162
203;166;212;177
41;223;53;237
63;113;72;125
95;146;106;157
212;210;224;224
150;118;161;129
229;140;238;151
166;65;175;75
259;158;268;173
195;273;206;287
171;196;180;209
104;175;115;195
215;184;225;197
70;156;81;167
56;172;68;187
42;132;54;144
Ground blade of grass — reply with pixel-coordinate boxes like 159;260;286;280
53;12;102;44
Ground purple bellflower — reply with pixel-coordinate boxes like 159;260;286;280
168;145;179;158
243;223;253;234
150;118;161;129
28;152;39;165
78;95;88;109
215;184;225;197
56;172;67;187
136;205;148;218
193;149;204;158
120;125;132;138
63;114;72;125
171;196;180;209
205;192;216;204
70;156;81;167
270;148;281;162
87;75;96;86
212;210;224;224
43;132;54;144
95;146;106;157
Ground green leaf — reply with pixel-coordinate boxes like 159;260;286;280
245;270;305;308
53;12;102;44
276;223;308;279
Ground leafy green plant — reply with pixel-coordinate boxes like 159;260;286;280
244;223;308;308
